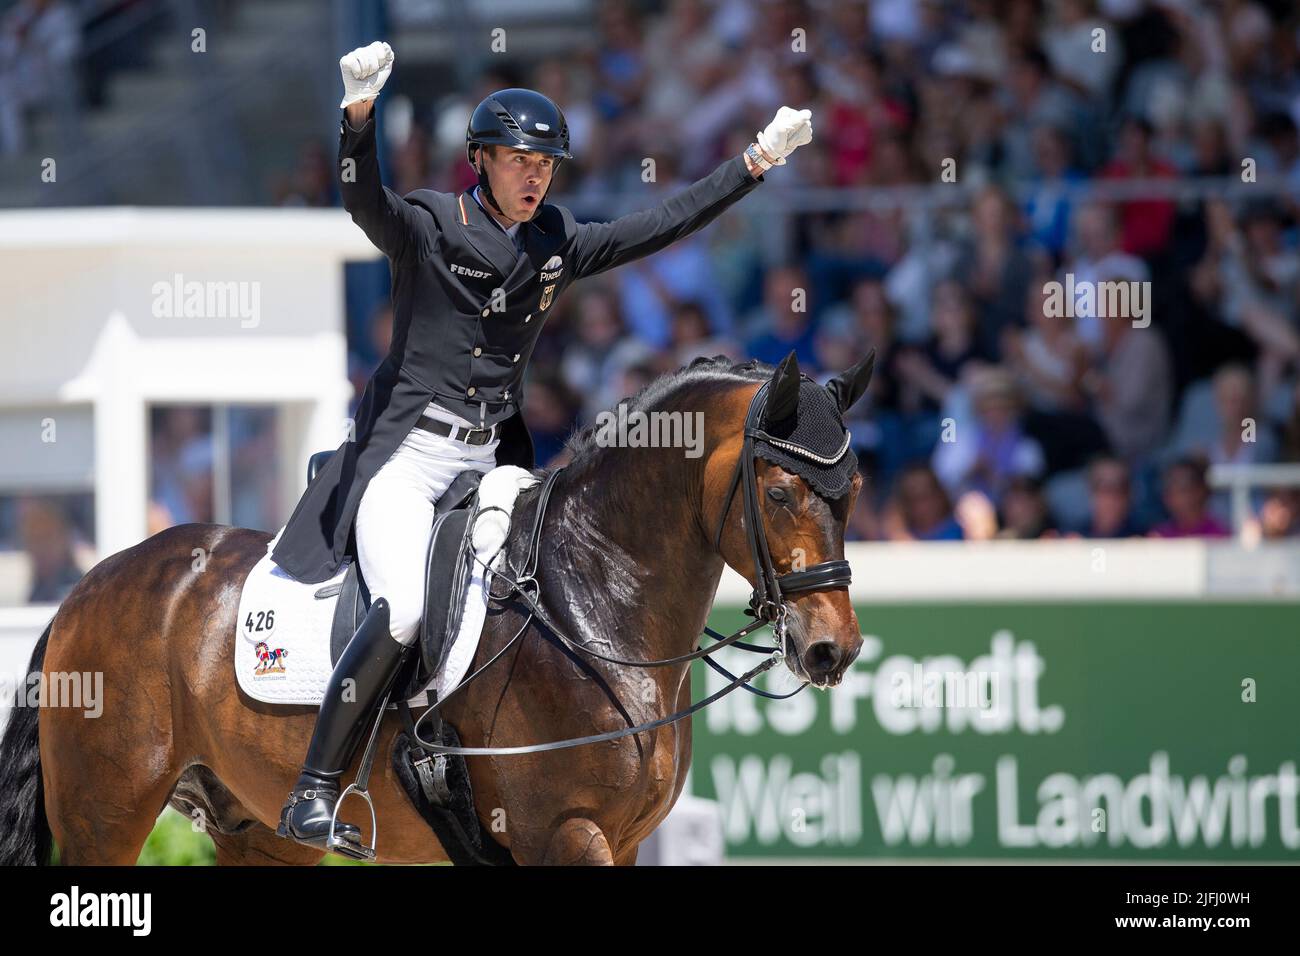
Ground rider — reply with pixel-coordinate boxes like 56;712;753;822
273;40;813;854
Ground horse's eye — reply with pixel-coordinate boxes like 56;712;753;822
767;487;788;504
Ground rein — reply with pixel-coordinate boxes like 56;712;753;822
406;383;852;756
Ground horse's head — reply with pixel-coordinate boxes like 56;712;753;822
709;350;874;688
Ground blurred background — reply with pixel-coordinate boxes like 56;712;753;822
2;0;1299;863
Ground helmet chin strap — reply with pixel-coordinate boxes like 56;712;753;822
473;147;509;218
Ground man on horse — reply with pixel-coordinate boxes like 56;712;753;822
272;40;814;854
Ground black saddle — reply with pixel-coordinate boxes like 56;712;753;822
310;461;485;703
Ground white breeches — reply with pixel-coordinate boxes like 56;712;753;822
354;421;498;645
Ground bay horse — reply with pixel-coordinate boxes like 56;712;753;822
0;353;870;866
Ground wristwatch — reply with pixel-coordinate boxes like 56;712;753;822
745;142;774;172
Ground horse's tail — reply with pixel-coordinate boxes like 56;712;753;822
0;622;53;865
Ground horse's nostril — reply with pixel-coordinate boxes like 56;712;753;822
804;640;842;674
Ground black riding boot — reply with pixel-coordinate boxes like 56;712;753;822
277;597;408;853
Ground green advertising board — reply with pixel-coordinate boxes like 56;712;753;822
690;602;1300;861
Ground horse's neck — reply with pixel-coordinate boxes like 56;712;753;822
522;464;724;664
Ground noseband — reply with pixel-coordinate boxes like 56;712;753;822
711;381;854;624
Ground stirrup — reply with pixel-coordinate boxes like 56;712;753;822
328;783;378;861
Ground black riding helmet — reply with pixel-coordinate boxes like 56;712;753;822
466;88;571;217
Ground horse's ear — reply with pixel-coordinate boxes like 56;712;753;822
764;351;801;428
826;350;876;414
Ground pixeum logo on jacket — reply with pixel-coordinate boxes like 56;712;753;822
540;255;564;282
50;886;151;936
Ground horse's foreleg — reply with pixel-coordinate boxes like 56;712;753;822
613;844;639;866
535;817;616;866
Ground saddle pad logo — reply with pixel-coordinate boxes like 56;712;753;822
244;608;288;678
253;641;289;676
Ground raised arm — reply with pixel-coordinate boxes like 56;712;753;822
568;107;812;279
336;42;434;263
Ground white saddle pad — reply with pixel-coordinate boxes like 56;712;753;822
234;466;538;708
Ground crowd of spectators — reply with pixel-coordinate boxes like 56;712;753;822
11;1;1300;608
0;0;180;157
0;0;79;155
295;1;1300;541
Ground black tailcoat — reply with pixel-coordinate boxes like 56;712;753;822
272;115;763;582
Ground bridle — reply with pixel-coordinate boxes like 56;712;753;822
401;380;855;756
712;380;854;629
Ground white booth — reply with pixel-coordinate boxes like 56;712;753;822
0;207;379;674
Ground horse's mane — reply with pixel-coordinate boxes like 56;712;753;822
560;354;772;471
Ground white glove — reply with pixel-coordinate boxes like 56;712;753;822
756;106;813;165
339;41;394;108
